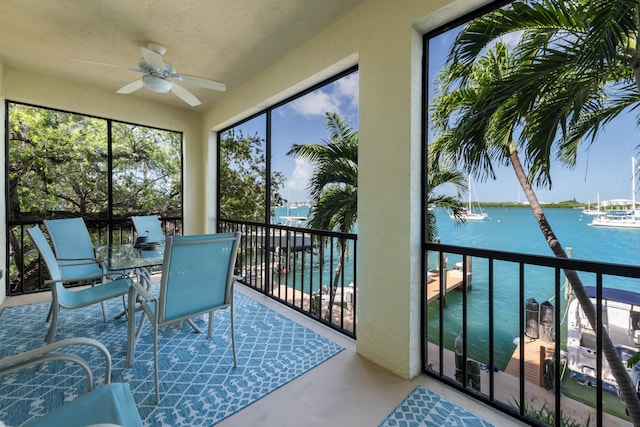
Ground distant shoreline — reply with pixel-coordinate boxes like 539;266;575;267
476;201;584;209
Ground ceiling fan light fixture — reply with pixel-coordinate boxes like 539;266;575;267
143;75;172;93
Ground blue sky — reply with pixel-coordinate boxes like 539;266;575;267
231;23;640;207
232;72;359;204
429;26;640;204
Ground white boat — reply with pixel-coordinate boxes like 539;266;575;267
457;209;489;221
567;286;640;394
451;175;488;221
582;194;602;215
591;158;640;228
279;216;308;227
591;209;640;228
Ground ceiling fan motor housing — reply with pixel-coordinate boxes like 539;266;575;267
142;75;172;93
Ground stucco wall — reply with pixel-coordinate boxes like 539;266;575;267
203;0;492;378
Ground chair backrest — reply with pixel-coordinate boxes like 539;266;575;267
27;225;63;284
43;218;103;279
158;232;241;324
131;215;165;243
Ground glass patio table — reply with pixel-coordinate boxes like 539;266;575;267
95;242;165;289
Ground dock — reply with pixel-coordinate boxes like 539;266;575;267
505;337;555;388
426;269;465;303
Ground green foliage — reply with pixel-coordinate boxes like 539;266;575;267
287;112;357;234
426;146;467;241
219;129;285;221
7;103;183;293
512;398;590;427
431;0;640;420
111;122;182;217
8;104;182;220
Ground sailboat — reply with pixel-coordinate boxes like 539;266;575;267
582;193;602;215
591;157;640;228
450;175;488;221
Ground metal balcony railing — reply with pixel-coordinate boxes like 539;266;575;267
424;242;640;426
7;217;182;295
218;219;357;339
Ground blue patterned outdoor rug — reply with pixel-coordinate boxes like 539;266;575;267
379;385;494;427
0;289;343;426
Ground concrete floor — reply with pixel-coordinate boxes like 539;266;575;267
220;285;526;427
0;282;524;427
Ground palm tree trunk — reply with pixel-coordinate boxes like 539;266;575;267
325;246;344;322
509;151;640;424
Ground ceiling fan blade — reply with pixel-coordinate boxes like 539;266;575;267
70;58;143;73
117;79;145;94
172;74;226;91
170;83;201;106
141;46;165;71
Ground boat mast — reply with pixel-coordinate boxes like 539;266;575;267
633;157;636;210
468;174;472;211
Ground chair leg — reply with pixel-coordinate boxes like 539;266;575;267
207;310;214;338
113;295;128;321
153;323;159;405
135;315;147;341
45;304;53;322
185;318;202;334
101;300;108;322
230;305;237;368
44;304;59;345
127;291;139;367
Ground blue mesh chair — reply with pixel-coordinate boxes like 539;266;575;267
43;218;123;322
43;218;107;280
131;215;165;243
127;232;241;404
28;226;132;344
0;337;142;427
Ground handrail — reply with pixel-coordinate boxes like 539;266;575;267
218;218;357;339
7;217;182;295
423;241;639;426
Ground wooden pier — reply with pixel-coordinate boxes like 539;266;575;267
505;338;555;388
426;269;466;303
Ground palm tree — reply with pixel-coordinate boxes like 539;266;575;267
289;113;466;321
426;148;467;242
431;6;640;419
287;112;357;320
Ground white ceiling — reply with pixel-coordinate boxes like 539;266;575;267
0;0;362;110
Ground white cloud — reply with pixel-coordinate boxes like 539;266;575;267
288;72;359;118
334;73;359;109
289;90;340;117
286;157;314;191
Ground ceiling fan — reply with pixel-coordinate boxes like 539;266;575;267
72;42;226;107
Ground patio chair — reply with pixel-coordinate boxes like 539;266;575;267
0;337;142;427
131;214;165;243
127;232;241;404
43;217;108;280
43;217;121;321
27;226;132;344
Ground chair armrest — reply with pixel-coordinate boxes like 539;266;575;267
0;337;111;392
56;257;108;274
56;256;103;264
44;271;125;285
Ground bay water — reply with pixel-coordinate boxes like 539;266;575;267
273;204;356;293
275;204;640;368
431;206;640;369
